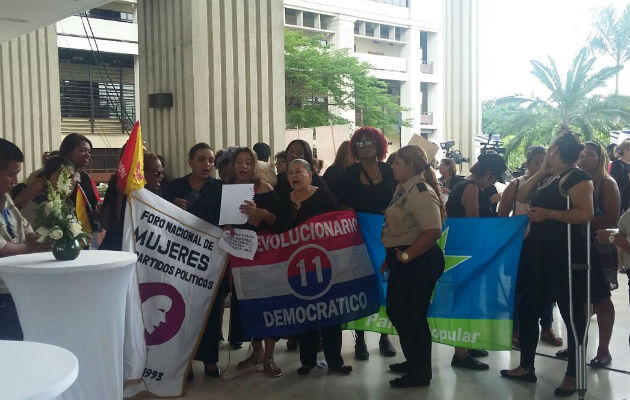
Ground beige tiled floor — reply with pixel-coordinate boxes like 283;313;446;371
180;274;630;400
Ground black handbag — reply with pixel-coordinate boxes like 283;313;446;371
592;240;619;291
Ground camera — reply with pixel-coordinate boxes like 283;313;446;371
440;141;470;165
480;134;506;156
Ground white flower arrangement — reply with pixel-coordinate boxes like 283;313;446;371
34;166;88;246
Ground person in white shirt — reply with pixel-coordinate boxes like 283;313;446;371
0;139;51;340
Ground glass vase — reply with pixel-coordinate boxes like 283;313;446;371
52;236;81;261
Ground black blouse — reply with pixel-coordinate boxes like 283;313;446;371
277;188;339;231
445;179;495;217
609;159;630;212
165;174;223;226
338;162;396;214
322;164;346;197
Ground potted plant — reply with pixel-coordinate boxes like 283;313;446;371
34;166;89;260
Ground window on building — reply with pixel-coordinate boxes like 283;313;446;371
59;49;135;136
365;22;376;37
395;27;405;41
380;25;391;40
354;21;360;35
285;8;298;25
320;15;332;30
303;12;315;28
83;8;134;23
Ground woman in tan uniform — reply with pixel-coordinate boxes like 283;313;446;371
381;145;445;388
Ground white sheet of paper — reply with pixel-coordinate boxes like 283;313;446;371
219;183;254;225
218;229;259;260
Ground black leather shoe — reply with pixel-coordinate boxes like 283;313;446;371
230;341;243;350
389;374;430;388
468;349;489;358
379;338;397;357
355;337;369;360
204;368;221;378
556;349;569;360
329;365;353;375
389;361;409;373
500;369;537;382
451;355;489;370
297;365;315;375
554;387;576;397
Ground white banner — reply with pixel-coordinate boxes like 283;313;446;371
122;189;228;398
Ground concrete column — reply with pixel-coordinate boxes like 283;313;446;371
401;27;421;145
327;15;356;127
0;25;61;180
444;0;479;169
138;0;285;177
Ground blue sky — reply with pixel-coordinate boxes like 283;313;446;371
479;0;630;100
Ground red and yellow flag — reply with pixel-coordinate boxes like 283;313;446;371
75;185;92;235
117;121;145;194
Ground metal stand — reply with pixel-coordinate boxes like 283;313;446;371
566;196;591;400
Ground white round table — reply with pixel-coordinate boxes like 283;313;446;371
0;251;137;400
0;340;78;400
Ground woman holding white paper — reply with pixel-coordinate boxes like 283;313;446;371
226;147;283;378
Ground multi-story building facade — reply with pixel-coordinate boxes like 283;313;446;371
283;0;444;147
55;1;138;181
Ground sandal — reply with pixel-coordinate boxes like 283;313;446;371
540;329;563;347
263;358;282;378
237;353;264;370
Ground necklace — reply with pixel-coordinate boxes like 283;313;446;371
291;187;314;210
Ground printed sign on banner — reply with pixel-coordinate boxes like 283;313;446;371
122;189;228;398
230;210;379;338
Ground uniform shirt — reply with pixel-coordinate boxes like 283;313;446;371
382;174;443;248
0;193;35;294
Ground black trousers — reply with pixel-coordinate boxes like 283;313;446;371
298;325;344;369
195;275;229;364
386;244;444;380
519;295;586;377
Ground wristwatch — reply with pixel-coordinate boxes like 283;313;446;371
608;233;616;245
401;251;410;262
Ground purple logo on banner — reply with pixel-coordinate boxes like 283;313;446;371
139;282;186;345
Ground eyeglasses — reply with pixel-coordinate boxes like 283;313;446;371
152;169;165;177
356;140;374;147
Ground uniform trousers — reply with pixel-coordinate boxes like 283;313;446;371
386;244;444;380
298;325;344;369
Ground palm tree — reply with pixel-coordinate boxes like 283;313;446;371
588;4;630;95
495;47;630;158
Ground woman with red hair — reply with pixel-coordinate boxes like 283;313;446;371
339;126;397;360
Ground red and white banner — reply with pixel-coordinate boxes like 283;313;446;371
230;210;379;338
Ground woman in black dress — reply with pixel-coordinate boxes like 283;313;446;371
274;140;329;201
338;126;397;360
225;147;282;378
165;143;224;380
277;158;352;376
445;153;508;371
501;131;593;397
323;140;354;197
575;141;619;367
